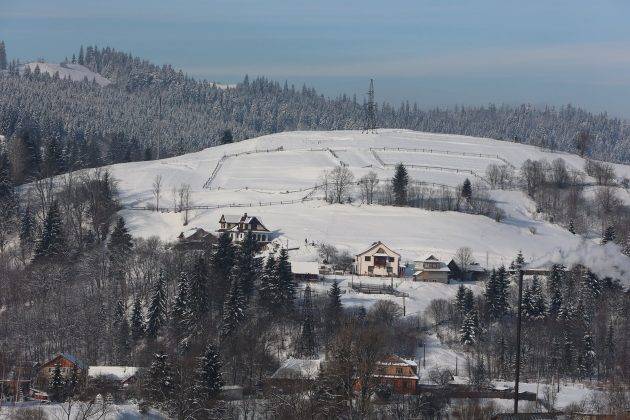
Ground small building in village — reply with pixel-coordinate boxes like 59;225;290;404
267;358;322;394
291;261;320;282
448;260;487;282
34;353;86;390
87;366;139;388
174;227;217;251
413;255;451;283
217;213;271;245
356;354;418;395
354;241;401;277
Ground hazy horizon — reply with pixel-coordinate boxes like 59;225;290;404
3;0;630;117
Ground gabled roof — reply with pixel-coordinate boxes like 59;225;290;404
270;358;321;380
88;366;138;382
42;353;86;370
356;241;400;257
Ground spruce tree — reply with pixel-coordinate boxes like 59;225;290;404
187;256;211;330
579;334;595;379
147;271;168;339
547;264;565;318
108;217;133;256
461;178;472;201
42;136;64;177
234;231;260;300
485;266;509;319
463;288;474;313
49;364;66;402
455;284;467;312
220;276;245;339
19;204;36;257
529;275;547;318
276;248;295;312
460;312;477;346
220;129;233;145
211;232;235;302
392;163;409;206
78;45;85;65
324;281;343;334
172;271;190;335
0;41;6;70
601;225;615;244
194;343;224;400
118;313;131;363
295;286;318;357
258;254;278;312
130;296;145;342
34;201;66;262
568;219;576;234
148;353;175;402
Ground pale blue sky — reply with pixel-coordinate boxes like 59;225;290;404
2;0;630;115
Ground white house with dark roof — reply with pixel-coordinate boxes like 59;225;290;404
413;254;451;283
354;241;401;277
217;213;270;245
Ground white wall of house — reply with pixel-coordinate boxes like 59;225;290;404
354;243;400;277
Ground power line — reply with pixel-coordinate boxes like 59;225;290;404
363;78;376;133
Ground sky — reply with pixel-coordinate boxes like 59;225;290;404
2;0;630;116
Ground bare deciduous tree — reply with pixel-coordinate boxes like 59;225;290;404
455;246;473;280
328;165;355;204
358;171;379;204
178;183;193;225
152;175;163;211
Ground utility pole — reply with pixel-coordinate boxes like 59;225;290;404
363;79;376;133
157;96;162;160
514;268;524;414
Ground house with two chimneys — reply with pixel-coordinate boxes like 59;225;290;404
217;213;271;245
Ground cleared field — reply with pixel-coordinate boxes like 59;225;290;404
378;150;501;173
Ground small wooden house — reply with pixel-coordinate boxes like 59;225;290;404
354;241;401;277
87;366;139;388
355;354;418;395
218;213;270;245
175;227;217;251
413;255;450;283
35;353;85;389
291;261;320;281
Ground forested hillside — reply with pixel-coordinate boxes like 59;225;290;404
1;44;630;185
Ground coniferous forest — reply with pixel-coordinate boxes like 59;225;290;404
1;43;630;188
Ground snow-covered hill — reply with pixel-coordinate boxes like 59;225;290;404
20;62;111;86
97;129;629;281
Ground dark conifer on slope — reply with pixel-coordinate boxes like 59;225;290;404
172;271;190;336
19;203;36;256
194;343;224;400
211;232;235;304
461;178;472;201
295;286;318;358
34;201;66;262
130;296;145;343
234;231;260;301
146;270;168;339
324;281;343;333
187;256;211;330
49;364;65;402
108;216;133;256
220;276;245;339
276;248;295;312
392;163;409;206
547;264;565;318
147;352;176;403
258;254;278;312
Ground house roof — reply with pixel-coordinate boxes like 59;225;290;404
356;241;400;258
42;353;86;370
179;227;209;239
270;358;321;380
291;261;319;275
88;366;138;382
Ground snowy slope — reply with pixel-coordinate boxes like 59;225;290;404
20;62;111;86
92;129;630;281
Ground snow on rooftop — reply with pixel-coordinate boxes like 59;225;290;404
270;358;321;380
88;366;138;382
290;261;319;275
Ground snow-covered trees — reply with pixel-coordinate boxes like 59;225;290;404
34;201;66;262
194;344;224;400
295;286;318;357
484;266;510;320
358;171;379;204
220;277;245;339
146;271;168;339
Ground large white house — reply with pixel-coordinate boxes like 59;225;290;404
217;213;270;245
354;241;401;277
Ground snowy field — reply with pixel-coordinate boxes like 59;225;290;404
81;129;630;282
20;62;112;86
0;402;167;419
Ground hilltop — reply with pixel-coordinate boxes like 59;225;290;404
94;129;630;281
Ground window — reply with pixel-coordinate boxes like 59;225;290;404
365;256;371;261
388;257;394;262
396;368;403;375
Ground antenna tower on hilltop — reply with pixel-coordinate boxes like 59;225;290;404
363;78;377;133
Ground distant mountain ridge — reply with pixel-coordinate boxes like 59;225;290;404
0;44;629;185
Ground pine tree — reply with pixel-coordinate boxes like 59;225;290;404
19;203;36;256
276;248;295;312
187;256;211;331
460;312;477;346
42;136;64;177
324;281;343;334
194;344;224;400
49;364;66;402
118;313;131;363
547;264;565;318
0;152;17;251
455;284;467;312
601;226;615;244
130;296;145;342
583;270;601;299
211;232;235;302
0;41;6;70
461;178;472;201
220;129;233;145
463;289;474;313
485;266;510;319
78;45;85;65
568;219;576;234
148;353;176;402
108;217;133;256
65;365;79;398
392;163;409;206
258;254;278;312
579;334;595;379
234;231;260;300
172;271;190;335
220;276;245;339
511;251;525;271
34;201;67;262
295;286;318;357
147;271;168;339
